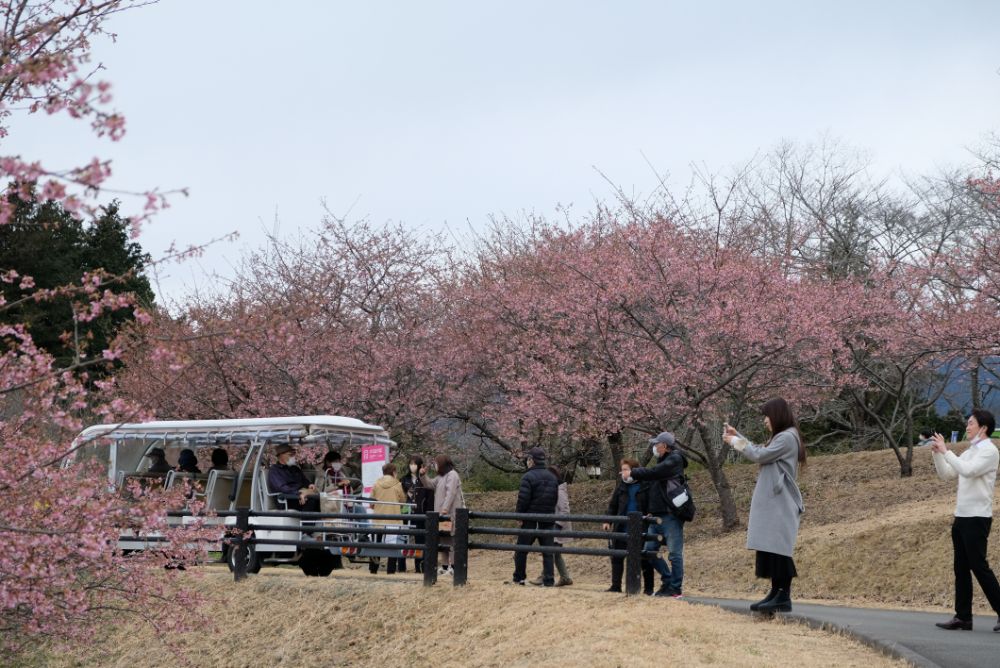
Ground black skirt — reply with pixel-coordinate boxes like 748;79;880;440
755;550;797;580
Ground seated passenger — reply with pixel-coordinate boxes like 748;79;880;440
210;447;230;471
316;451;355;496
177;448;200;473
268;444;319;511
146;447;171;474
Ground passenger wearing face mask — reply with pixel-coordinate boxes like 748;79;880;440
402;455;434;573
628;432;688;597
313;450;351;570
267;444;319;511
316;451;355;497
602;459;655;594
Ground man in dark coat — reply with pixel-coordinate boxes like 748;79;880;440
510;447;559;586
267;444;319;511
630;431;688;597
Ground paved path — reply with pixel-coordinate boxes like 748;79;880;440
692;597;1000;668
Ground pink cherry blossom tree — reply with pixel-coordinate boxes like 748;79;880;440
117;214;460;459
0;1;213;655
450;210;862;528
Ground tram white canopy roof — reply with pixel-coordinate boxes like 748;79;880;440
76;415;390;445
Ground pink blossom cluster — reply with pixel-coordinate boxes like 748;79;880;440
0;1;183;233
0;320;216;652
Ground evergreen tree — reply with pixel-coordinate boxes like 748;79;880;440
0;193;154;376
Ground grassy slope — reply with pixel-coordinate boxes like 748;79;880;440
32;570;905;668
21;446;975;667
469;445;985;610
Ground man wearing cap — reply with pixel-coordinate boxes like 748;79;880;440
267;444;319;512
510;447;560;586
629;432;688;597
146;447;171;474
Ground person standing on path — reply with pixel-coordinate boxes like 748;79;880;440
419;455;465;576
402;454;434;573
629;431;688;597
370;463;407;575
531;466;573;587
724;398;805;614
602;458;656;595
930;409;1000;632
509;447;559;586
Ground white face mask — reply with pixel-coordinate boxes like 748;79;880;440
286;457;297;467
332;462;342;471
622;473;633;483
409;463;418;473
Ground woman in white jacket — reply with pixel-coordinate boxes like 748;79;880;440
419;454;465;575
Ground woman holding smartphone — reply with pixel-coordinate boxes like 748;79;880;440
419;454;465;576
723;397;805;614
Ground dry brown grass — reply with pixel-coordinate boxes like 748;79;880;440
22;445;982;666
36;568;907;668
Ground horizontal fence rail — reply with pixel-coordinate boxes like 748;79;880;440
468;511;656;524
160;505;663;595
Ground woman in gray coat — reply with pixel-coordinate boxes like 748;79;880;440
723;397;805;613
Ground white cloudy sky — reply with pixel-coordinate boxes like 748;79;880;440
8;0;1000;302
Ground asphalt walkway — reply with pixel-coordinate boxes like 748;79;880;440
692;597;1000;668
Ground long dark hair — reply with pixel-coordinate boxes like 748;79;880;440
434;454;455;477
761;397;805;464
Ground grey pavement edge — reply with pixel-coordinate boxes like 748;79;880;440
690;597;1000;668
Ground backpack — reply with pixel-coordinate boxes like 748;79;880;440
665;474;696;523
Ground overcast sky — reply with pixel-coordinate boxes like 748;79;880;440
8;1;1000;302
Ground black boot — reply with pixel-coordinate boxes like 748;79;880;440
609;559;624;593
653;584;673;597
756;589;791;613
642;562;654;595
750;588;778;611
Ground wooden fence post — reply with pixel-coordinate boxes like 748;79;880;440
452;508;469;586
233;507;250;582
423;511;439;586
625;511;642;596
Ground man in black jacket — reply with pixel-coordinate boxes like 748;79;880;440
510;447;559;586
267;444;319;512
630;432;688;597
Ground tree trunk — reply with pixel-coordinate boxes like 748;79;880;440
972;356;983;411
887;439;913;477
696;423;740;531
899;458;912;477
608;432;624;472
901;420;914;478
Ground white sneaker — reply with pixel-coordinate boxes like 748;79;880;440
437;565;453;576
